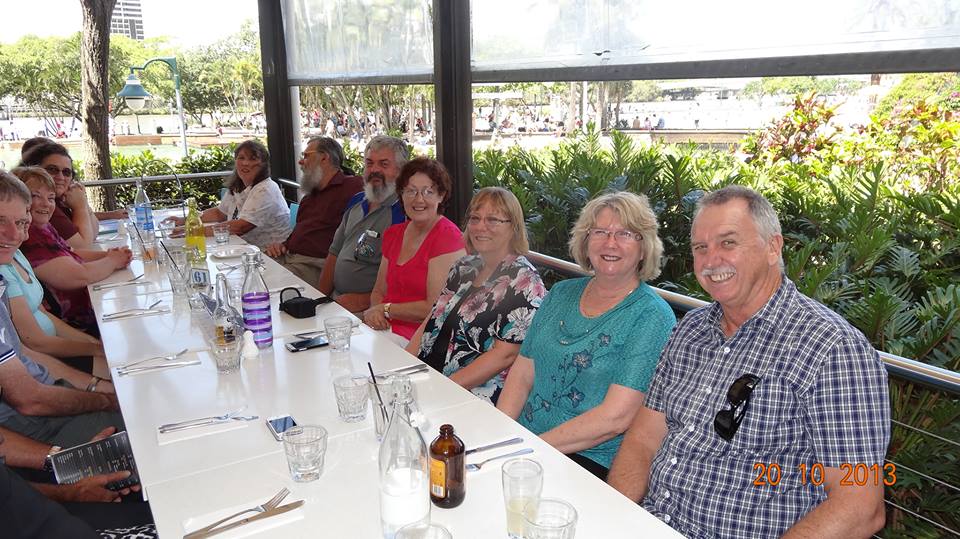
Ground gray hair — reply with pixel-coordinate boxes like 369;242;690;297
0;169;31;205
307;136;344;169
364;135;408;167
695;185;781;241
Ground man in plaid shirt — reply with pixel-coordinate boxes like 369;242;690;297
608;186;890;538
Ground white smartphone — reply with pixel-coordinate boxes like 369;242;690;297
266;415;298;441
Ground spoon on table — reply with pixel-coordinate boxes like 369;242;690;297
103;299;162;319
117;348;188;370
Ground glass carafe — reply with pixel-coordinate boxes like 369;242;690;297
378;377;430;538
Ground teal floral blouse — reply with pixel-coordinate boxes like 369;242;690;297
518;277;676;469
417;254;546;404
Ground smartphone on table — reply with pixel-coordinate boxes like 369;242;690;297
266;415;298;441
284;335;329;352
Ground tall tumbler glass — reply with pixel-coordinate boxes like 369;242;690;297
502;457;544;539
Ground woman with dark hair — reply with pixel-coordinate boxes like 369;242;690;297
13;167;132;338
165;140;290;249
363;157;466;343
18;143;100;249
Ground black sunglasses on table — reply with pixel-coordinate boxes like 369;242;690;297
714;374;761;441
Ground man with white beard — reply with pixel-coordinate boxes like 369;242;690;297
265;137;362;284
317;135;408;314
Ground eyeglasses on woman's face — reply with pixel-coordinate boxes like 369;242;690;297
401;187;438;200
587;227;642;244
43;165;73;179
467;215;511;228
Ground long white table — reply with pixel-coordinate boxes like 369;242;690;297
93;235;683;538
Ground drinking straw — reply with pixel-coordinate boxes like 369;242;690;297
158;240;183;278
367;362;389;424
131;221;153;261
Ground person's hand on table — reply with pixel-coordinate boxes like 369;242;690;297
265;242;287;258
63;182;89;210
363;303;391;331
106;247;132;269
161;215;185;227
335;293;371;314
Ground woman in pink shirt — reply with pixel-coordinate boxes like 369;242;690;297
363;158;466;342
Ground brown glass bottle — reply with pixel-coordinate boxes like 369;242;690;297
429;424;465;508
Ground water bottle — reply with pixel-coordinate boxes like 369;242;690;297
134;177;154;235
240;252;272;349
379;376;430;538
212;273;237;345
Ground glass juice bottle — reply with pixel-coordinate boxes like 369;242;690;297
429;424;465;508
184;197;206;259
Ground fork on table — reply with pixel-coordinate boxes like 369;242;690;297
183;488;290;539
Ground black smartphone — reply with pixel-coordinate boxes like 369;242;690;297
284;335;330;352
266;415;298;441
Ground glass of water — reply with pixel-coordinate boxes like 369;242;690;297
282;425;328;482
213;222;230;245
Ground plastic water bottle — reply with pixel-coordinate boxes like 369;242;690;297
133;177;154;235
240;252;272;349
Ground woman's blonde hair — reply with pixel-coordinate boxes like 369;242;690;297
568;191;664;281
12;166;56;191
464;187;529;255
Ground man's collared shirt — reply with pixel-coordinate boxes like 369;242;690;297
642;278;890;539
285;171;363;259
328;192;405;295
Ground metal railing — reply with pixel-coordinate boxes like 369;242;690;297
81;171;231;187
526;251;960;395
526;250;960;537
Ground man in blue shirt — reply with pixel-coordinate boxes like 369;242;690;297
608;185;889;538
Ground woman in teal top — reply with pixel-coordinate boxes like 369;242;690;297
5;166;108;376
0;250;57;335
497;192;676;479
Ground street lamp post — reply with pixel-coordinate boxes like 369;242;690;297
117;57;189;159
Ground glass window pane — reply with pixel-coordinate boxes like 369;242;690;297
471;0;960;71
283;0;434;82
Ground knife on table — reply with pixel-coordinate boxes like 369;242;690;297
186;500;305;538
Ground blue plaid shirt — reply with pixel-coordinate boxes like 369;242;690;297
642;278;890;538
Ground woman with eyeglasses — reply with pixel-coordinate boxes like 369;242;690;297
12;167;132;338
496;191;676;480
362;157;466;344
18;142;104;250
404;187;546;404
164;140;291;249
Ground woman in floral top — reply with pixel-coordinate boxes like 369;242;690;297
406;187;546;404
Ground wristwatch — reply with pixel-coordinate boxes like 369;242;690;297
383;303;392;320
43;445;62;473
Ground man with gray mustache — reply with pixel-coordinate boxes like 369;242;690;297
607;185;889;538
316;136;408;314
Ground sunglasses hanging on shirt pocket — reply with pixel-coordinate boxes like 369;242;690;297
354;229;381;263
714;374;761;441
277;287;333;318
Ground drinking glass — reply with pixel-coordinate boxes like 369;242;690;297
502;457;544;539
396;523;453;539
164;250;189;297
213;223;230;245
333;375;369;422
324;316;352;353
522;498;578;539
283;425;328;482
209;337;241;373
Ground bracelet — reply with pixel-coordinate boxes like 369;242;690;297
85;376;103;392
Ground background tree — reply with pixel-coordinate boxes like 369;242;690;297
78;0;116;208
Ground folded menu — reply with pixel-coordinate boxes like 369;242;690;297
51;431;140;491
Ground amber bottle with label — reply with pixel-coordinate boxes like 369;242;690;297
429;424;465;508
